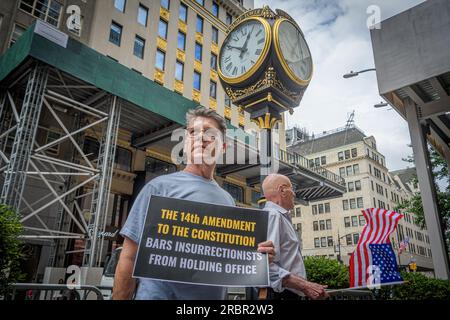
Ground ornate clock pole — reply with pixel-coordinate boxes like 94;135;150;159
218;6;313;202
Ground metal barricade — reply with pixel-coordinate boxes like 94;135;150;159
6;283;105;300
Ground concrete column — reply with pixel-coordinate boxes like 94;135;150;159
404;98;450;279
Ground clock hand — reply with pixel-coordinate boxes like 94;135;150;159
239;26;255;58
226;44;244;51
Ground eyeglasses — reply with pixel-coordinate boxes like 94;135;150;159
186;127;221;142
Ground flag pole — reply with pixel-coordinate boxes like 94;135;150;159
325;280;407;293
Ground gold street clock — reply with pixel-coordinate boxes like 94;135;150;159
218;7;313;128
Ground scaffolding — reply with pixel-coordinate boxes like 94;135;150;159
0;63;121;268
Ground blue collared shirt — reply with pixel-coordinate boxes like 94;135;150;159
264;201;306;295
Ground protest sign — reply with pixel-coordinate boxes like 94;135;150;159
133;196;269;287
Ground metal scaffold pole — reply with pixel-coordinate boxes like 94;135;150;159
1;64;49;210
83;95;121;267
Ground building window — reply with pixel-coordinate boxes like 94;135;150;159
351;216;358;227
158;19;168;39
83;136;99;160
133;36;145;59
161;0;170;10
313;221;318;231
212;1;219;17
346;166;352;176
138;4;148;26
226;12;232;25
353;233;360;245
350;198;356;209
321;237;327;247
193;71;201;90
314;157;320;167
195;42;202;61
338;151;344;161
175;61;184;81
346;234;352;245
155;49;165;71
317;204;323;214
326;219;332;230
321;156;326;165
196;15;204;33
251;190;260;205
357;197;363;208
146;156;177;177
314;238;320;248
327;237;333;247
348;182;354;192
359;215;366;226
342;200;349;210
319;220;325;231
339;167;345;177
222;182;244;203
195;0;205;5
312;205;318;215
344;217;351;228
109;21;122;46
225;94;231;107
114;0;126;12
20;0;63;27
179;3;188;22
210;53;217;71
209;81;217;99
324;203;330;213
355;180;361;191
9;24;26;47
177;31;186;51
353;164;360;174
344;150;350;159
351;148;357;157
115;147;132;171
295;207;301;218
211;26;219;44
44;129;62;156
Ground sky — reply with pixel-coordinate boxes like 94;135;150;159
254;0;426;171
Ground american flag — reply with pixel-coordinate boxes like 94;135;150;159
349;208;404;288
398;237;409;254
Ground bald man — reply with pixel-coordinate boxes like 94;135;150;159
262;174;329;300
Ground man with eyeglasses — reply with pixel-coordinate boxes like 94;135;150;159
262;173;329;300
113;106;275;300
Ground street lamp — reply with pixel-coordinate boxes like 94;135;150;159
335;231;359;264
343;68;376;79
374;102;388;108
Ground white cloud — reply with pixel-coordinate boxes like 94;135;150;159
254;0;425;170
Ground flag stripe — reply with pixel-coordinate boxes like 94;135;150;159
350;208;403;288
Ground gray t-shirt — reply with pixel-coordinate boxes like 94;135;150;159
120;171;235;300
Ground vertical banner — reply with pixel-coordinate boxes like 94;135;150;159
133;196;269;287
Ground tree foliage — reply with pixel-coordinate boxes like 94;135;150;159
0;204;26;295
397;146;450;244
376;272;450;300
304;256;349;289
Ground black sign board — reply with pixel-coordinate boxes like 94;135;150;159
133;196;269;287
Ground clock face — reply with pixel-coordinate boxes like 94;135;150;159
219;18;268;81
277;20;312;82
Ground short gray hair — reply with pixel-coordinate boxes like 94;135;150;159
186;106;227;138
